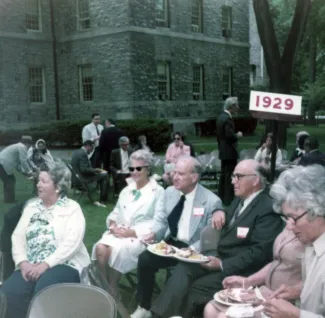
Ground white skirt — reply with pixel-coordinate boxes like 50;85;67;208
91;231;146;274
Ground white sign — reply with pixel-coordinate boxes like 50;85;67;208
249;91;302;116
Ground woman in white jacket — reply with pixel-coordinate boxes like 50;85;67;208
92;150;166;296
1;161;90;318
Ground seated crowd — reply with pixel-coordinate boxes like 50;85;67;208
1;127;325;318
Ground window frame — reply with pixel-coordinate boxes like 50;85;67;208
221;5;232;38
156;0;169;28
192;65;205;100
26;0;42;32
191;0;203;33
79;64;94;102
222;67;233;99
157;61;171;101
76;0;91;31
29;67;46;104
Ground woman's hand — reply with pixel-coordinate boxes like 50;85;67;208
222;275;248;289
28;262;50;281
19;261;35;281
263;298;300;318
112;227;136;238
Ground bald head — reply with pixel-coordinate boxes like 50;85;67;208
232;159;266;199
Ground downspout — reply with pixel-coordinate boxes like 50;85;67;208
49;0;60;120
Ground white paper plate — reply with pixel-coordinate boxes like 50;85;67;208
173;254;209;263
147;244;174;258
214;291;250;307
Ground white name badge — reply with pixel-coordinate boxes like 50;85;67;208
237;227;249;238
193;207;204;216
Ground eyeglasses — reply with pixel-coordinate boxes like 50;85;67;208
231;173;257;181
174;137;181;140
281;211;308;224
128;166;148;172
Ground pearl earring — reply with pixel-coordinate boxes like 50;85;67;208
55;189;59;193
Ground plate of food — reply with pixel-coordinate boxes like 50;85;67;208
147;241;175;258
214;288;258;307
173;247;209;263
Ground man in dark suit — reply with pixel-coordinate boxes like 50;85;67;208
131;156;222;318
217;97;243;206
110;136;132;196
71;140;108;204
299;137;325;166
99;119;125;171
146;159;283;318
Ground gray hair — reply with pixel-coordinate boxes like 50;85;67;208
224;97;238;111
40;160;71;195
176;155;202;177
129;150;154;168
119;136;129;144
270;165;325;218
255;165;268;189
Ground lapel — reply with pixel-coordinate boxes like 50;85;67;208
189;184;208;239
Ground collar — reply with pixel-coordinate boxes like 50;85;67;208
313;232;325;257
242;189;263;206
224;110;232;118
181;184;198;201
82;147;88;155
128;177;158;192
309;149;318;153
32;195;68;210
120;148;128;153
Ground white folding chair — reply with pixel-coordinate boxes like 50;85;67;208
200;226;220;253
27;283;117;318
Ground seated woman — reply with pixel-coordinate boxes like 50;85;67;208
133;135;151;152
204;227;303;317
92;150;166;296
163;132;190;185
290;131;309;163
0;161;90;318
254;132;282;167
27;139;54;172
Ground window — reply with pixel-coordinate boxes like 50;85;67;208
222;67;233;99
191;0;203;32
250;64;257;86
29;67;45;103
26;0;41;31
77;0;91;30
156;0;169;27
193;65;204;100
221;5;232;38
79;65;93;101
157;61;171;100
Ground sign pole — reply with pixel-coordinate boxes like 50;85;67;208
270;120;278;183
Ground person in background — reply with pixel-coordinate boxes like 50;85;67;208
217;97;242;206
290;131;309;162
299;137;325;167
27;139;54;172
134;135;151;152
0;161;90;318
254;132;282;167
82;113;104;168
0;136;34;203
92;150;165;297
182;133;196;157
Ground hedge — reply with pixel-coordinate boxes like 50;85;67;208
0;119;173;152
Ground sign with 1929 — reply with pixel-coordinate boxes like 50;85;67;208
249;91;302;116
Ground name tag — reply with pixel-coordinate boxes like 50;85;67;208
193;207;204;216
237;227;249;238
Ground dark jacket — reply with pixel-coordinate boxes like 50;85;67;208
110;148;133;176
216;111;238;160
299;150;325;167
217;190;284;277
99;126;125;154
71;148;97;183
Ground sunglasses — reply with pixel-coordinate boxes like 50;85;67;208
128;166;148;172
174;137;181;140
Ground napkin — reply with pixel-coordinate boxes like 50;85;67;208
225;305;254;318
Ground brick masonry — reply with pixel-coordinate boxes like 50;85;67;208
0;0;263;132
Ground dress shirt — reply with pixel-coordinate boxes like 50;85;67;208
224;110;232;118
300;232;325;318
254;148;282;166
237;189;263;217
120;148;129;171
82;123;104;147
176;185;197;243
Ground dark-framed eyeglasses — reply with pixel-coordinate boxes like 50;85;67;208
128;166;148;172
231;173;257;181
281;211;308;224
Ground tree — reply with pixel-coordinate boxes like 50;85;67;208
252;0;311;148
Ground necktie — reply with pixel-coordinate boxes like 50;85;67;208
168;195;186;237
95;125;100;136
228;200;244;227
132;189;141;201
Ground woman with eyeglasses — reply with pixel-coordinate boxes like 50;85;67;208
163;132;191;185
92;150;165;297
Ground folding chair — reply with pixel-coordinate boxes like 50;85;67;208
197;152;221;190
240;148;257;161
200;226;220;253
27;283;116;318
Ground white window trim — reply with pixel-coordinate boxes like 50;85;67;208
79;65;93;102
29;67;46;104
76;0;91;31
157;61;171;101
191;0;203;33
222;67;233;97
193;65;204;100
156;0;169;27
26;0;42;32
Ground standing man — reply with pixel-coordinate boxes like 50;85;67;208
217;97;242;206
0;136;34;203
99;118;124;172
82;113;104;168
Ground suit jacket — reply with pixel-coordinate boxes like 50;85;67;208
99;126;125;154
217;190;284;277
216;111;238;160
71;148;97;183
299;150;325;167
110;148;133;176
163;184;222;251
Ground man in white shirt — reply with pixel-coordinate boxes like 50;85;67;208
82;113;104;168
131;155;222;318
0;136;34;203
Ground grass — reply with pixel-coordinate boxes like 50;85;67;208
0;123;324;309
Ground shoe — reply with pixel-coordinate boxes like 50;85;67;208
94;201;106;207
131;306;152;318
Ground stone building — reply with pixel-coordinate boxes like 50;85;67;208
0;0;263;130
